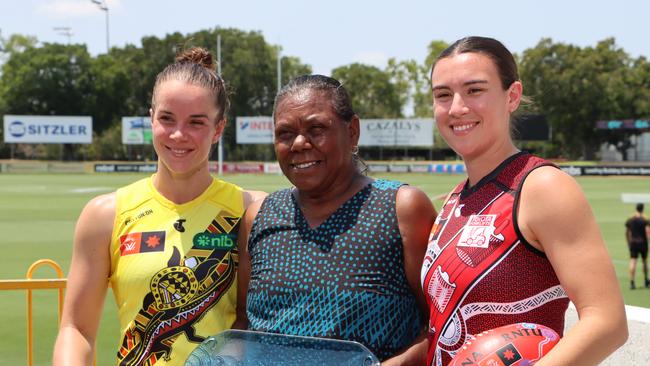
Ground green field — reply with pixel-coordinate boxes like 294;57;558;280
0;172;648;365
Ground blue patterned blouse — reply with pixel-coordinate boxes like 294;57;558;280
246;179;423;360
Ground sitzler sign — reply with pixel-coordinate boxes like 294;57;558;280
358;119;433;147
3;115;92;144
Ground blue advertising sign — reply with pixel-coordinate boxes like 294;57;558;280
4;115;92;143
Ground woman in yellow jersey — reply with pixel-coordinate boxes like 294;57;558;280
53;47;265;366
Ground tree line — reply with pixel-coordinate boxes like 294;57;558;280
0;28;648;161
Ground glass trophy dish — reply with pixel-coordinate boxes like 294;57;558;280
185;329;380;366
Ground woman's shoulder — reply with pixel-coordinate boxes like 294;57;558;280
247;188;292;214
246;188;294;231
395;184;436;214
116;176;151;192
267;187;293;199
522;164;575;193
85;191;117;213
115;176;153;203
242;190;268;210
518;165;589;244
367;178;433;212
519;165;583;215
77;191;117;237
372;178;405;191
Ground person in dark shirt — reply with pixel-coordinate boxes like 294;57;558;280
625;203;650;289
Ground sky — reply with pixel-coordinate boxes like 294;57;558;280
0;0;648;76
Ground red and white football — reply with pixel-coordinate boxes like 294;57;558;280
450;323;560;366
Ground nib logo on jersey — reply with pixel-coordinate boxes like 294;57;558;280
192;232;236;250
119;231;166;256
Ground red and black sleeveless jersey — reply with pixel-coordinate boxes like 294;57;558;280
420;152;569;366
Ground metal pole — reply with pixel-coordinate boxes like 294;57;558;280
216;34;222;75
277;48;282;93
217;34;223;176
105;8;109;52
141;119;146;161
90;1;109;53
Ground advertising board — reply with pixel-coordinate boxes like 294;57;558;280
4;115;92;144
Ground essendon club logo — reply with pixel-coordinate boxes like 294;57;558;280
494;343;522;365
119;231;166;256
458;214;497;249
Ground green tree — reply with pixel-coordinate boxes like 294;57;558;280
0;33;39;157
418;40;450;118
187;28;311;160
385;40;449;119
424;40;450;71
89;53;141;132
144;29;312;160
519;38;636;159
280;53;312;89
0;42;97;159
628;56;650;117
0;43;95;116
0;29;312;161
0;33;38;71
386;58;421;117
332;63;402;118
82;121;127;160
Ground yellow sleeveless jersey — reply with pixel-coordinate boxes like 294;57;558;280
109;176;244;366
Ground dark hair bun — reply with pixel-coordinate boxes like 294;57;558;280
176;47;215;71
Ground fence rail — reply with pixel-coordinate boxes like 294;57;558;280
0;259;65;366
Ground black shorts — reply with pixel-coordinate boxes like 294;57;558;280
629;241;648;259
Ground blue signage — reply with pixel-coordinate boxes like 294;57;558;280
596;119;650;130
3;115;93;143
9;120;26;137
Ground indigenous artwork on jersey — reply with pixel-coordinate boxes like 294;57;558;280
420;154;569;366
117;211;240;366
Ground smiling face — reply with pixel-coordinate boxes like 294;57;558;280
151;80;224;178
273;89;360;195
431;52;521;161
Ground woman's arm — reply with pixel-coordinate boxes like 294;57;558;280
383;185;437;366
232;191;266;330
519;166;628;366
53;193;115;366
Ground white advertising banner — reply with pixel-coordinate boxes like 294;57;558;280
358;118;433;147
236;116;273;144
3;115;92;144
122;116;152;145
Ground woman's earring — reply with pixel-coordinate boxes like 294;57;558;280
351;145;368;174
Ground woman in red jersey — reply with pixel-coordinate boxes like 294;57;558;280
421;36;628;366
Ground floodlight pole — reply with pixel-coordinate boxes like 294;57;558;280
90;0;109;53
277;47;282;93
53;27;73;44
217;34;223;176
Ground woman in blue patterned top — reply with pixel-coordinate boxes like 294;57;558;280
236;74;437;364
